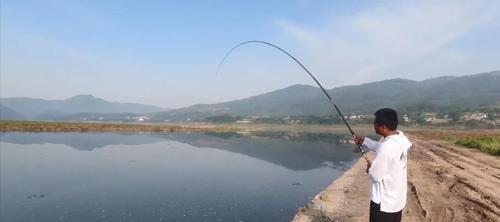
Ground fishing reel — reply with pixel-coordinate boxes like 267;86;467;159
353;144;366;153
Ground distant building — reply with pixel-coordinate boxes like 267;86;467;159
424;117;435;122
403;114;410;122
422;112;450;124
461;112;488;121
286;119;301;125
132;116;151;122
236;118;254;124
347;114;368;120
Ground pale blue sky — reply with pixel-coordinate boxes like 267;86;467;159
1;0;499;108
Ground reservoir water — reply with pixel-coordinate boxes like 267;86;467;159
0;132;359;222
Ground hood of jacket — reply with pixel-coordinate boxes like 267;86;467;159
387;130;412;156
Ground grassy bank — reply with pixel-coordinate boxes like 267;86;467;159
455;136;500;156
0;120;240;133
408;130;500;156
0;120;376;134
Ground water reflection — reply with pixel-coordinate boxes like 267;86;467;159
0;132;358;171
0;132;164;151
155;132;357;171
0;132;362;222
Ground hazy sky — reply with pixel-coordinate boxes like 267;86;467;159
1;0;499;108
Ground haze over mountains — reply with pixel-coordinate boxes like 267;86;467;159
151;71;500;121
1;71;499;122
0;95;169;120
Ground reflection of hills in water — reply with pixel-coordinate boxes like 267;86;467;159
154;132;359;171
0;132;165;151
0;132;362;171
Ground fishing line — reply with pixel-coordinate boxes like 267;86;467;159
216;40;369;164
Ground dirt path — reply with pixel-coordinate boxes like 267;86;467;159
406;139;500;221
291;138;500;222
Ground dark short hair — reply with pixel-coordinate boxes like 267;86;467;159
374;108;398;130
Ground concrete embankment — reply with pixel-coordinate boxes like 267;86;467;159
291;155;371;222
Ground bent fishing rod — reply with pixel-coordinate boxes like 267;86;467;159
217;40;369;164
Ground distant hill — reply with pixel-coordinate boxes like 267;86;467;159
151;71;500;121
152;84;325;121
325;71;500;113
0;105;25;120
2;71;498;122
0;95;170;120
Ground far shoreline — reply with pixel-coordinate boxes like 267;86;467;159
1;120;495;134
0;120;375;134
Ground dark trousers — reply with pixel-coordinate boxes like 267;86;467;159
369;201;402;222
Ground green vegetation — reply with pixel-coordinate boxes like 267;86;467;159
455;136;500;156
203;114;242;123
287;115;343;124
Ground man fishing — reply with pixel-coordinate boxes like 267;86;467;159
354;108;412;222
218;41;411;221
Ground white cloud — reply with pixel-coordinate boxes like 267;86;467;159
276;0;500;86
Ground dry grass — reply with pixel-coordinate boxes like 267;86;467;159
0;120;376;134
0;120;240;133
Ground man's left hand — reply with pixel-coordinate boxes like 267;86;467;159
366;159;372;174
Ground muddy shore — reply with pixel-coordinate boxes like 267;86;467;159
291;134;500;222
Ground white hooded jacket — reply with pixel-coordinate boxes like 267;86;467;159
363;130;412;213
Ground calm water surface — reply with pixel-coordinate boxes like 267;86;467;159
0;132;360;222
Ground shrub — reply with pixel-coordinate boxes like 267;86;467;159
455;136;500;156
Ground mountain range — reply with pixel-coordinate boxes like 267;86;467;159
1;71;499;122
151;70;500;121
0;95;169;120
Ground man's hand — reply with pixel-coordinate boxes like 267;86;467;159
366;159;372;174
353;135;365;146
